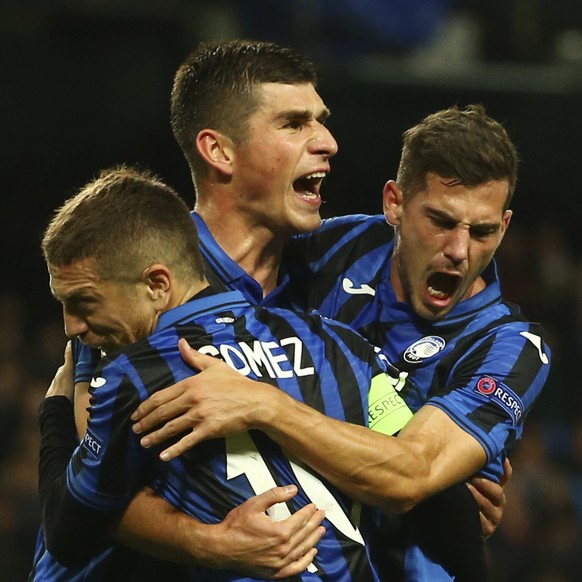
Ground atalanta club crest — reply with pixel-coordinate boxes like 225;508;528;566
403;336;445;363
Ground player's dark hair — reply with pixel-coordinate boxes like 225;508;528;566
171;39;318;181
42;166;205;282
397;104;519;210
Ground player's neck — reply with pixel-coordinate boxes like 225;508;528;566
198;204;283;297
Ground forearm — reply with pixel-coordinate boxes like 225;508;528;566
38;396;78;505
117;488;223;567
117;485;325;578
257;390;484;512
258;391;421;511
39;396;117;566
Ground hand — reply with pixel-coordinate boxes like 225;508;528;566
211;485;326;578
74;381;91;438
131;338;280;460
118;485;326;578
466;458;512;540
45;341;75;400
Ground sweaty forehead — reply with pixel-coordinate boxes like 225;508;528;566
259;82;328;116
421;175;509;214
48;259;102;300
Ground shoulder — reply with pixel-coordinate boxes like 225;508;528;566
271;306;379;359
286;213;390;257
318;213;386;232
311;213;392;251
92;335;181;397
285;213;393;276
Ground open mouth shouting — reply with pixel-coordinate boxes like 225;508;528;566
293;171;327;204
426;271;463;305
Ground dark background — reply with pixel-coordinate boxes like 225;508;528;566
2;1;582;580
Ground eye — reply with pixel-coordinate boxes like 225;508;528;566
284;119;303;130
471;226;498;239
66;296;97;317
430;215;456;230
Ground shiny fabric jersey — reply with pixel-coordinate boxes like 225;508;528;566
285;213;551;581
286;213;550;480
44;289;391;582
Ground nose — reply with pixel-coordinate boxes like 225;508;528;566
443;228;470;265
63;309;88;339
310;123;338;158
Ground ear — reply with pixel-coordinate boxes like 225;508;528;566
499;209;513;240
143;264;172;310
196;129;235;176
383;180;403;226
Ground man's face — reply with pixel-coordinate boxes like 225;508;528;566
231;82;338;236
49;258;157;353
384;173;512;321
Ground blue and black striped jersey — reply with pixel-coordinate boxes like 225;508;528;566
286;213;550;480
42;289;412;581
285;213;551;581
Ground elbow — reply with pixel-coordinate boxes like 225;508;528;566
381;486;425;514
393;494;424;514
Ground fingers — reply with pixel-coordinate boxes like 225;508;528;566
268;494;326;555
63;340;73;366
466;480;504;540
60;340;75;379
220;486;326;578
133;402;194;445
500;458;513;486
251;486;326;548
46;341;76;399
157;428;205;461
469;475;506;508
272;548;318;579
131;342;219;429
272;507;326;578
131;382;187;424
285;507;326;555
263;488;326;579
178;339;218;370
253;485;300;511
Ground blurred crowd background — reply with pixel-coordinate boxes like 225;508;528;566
2;1;582;580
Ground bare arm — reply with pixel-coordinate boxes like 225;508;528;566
132;340;487;513
117;486;325;579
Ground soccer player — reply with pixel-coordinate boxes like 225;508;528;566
64;38;342;579
34;166;414;581
131;105;550;580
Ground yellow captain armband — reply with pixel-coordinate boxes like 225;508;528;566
368;373;413;436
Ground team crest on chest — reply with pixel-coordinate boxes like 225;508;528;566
403;336;446;363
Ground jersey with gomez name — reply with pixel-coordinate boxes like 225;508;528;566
41;288;412;582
